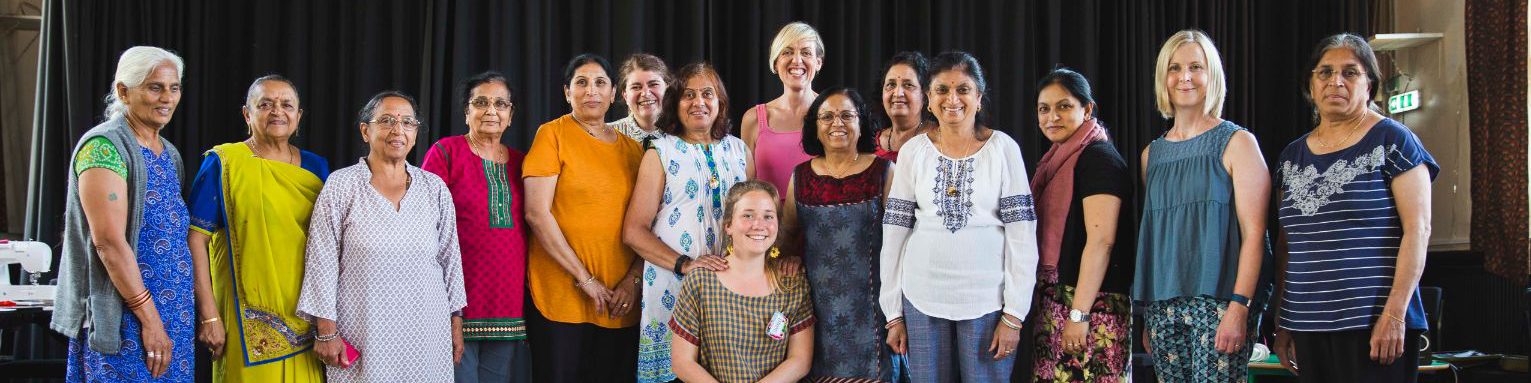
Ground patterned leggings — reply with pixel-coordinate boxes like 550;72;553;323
1143;296;1256;383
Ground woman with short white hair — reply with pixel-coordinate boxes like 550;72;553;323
742;22;824;200
54;45;194;382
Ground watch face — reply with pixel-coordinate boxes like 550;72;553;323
1069;310;1083;322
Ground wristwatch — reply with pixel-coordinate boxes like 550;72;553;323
1068;308;1092;323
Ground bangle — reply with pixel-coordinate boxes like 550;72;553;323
123;289;152;311
884;318;905;329
1000;315;1022;330
315;332;340;342
200;317;220;325
574;275;596;287
1385;312;1406;325
1230;294;1251;307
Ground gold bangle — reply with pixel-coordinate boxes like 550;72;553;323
1385;312;1406;325
201;317;220;325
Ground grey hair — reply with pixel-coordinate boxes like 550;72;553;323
244;74;300;110
103;46;185;120
1303;33;1385;122
357;90;421;125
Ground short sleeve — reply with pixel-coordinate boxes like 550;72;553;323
186;154;226;235
667;272;704;345
73;136;127;178
1381;123;1440;181
1074;143;1130;199
523;123;563;178
787;275;816;335
421;140;451;182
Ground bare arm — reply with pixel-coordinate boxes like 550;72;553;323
525;175;612;314
1067;194;1122;313
188;231;218;323
79;169;161;323
780;174;802;256
1383;166;1430;321
623;150;686;268
758;327;815;382
1214;131;1268;354
525;175;599;281
1224;131;1269;303
670;334;721;383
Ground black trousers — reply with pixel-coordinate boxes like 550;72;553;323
526;300;639;383
1292;329;1424;383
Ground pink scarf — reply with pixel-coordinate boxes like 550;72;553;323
1030;118;1107;267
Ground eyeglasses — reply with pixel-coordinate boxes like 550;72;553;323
816;111;860;125
1312;67;1367;82
470;97;514;111
367;115;422;132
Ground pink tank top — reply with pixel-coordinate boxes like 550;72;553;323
751;104;813;199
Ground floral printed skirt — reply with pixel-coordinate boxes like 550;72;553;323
1032;267;1131;383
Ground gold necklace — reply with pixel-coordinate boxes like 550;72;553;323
1316;112;1368;149
576;118;609;139
247;138;297;165
467;133;503;162
824;154;860;178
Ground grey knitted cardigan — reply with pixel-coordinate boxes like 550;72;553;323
49;116;183;353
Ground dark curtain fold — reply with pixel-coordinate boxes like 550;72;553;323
27;0;1372;276
1465;0;1529;285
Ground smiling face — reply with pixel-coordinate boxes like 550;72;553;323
360;96;419;161
1164;43;1209;112
622;69;666;123
882;64;925;121
119;62;182;129
465;81;513;137
678;75;720;134
773;39;822;91
244;81;301;140
564;62;614;122
1036;83;1093;144
815;93;861;153
927;69;981;126
1309;47;1374;120
725;190;779;255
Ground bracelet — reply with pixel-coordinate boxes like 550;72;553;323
574;275;597;288
999;315;1022;330
1230;293;1251;307
672;257;691;277
315;332;340;342
1385;312;1406;325
123;289;152;311
884;318;905;329
200;317;220;325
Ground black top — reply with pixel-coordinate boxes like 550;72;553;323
1055;141;1136;295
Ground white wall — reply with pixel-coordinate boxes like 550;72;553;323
1393;0;1471;250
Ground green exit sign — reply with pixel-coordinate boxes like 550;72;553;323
1388;90;1421;114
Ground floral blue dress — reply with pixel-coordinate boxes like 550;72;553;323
67;144;195;382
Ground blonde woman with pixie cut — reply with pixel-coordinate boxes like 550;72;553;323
1133;30;1270;382
742;22;825;201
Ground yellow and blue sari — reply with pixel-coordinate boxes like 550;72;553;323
188;142;329;383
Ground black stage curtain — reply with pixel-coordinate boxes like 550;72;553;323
26;0;1372;268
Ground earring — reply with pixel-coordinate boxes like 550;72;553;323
769;246;781;258
726;244;734;256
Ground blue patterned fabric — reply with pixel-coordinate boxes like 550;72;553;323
1143;296;1256;382
67;146;195;382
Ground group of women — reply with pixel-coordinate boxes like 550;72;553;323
50;20;1436;383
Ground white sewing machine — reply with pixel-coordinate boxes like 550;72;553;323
0;240;55;302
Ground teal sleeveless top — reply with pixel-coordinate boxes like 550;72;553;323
1133;121;1245;303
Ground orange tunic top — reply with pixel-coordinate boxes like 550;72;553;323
523;114;644;328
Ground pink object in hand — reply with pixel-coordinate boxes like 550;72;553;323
342;340;360;368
